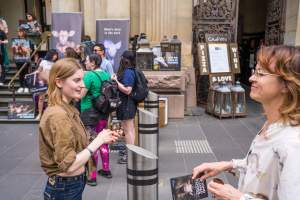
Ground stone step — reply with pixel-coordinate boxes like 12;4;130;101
0;90;32;98
0;97;33;108
0;116;38;124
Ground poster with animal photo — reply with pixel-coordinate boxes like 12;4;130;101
170;174;208;200
51;12;82;56
11;38;30;62
8;101;35;119
96;19;129;72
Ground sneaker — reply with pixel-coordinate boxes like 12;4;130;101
118;154;127;164
17;87;24;93
24;88;29;93
0;82;3;86
98;169;112;178
86;178;97;186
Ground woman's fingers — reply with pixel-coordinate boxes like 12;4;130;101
192;164;207;179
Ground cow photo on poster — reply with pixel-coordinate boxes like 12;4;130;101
96;19;129;72
51;12;82;56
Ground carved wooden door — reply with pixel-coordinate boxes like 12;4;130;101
192;0;239;105
265;0;286;45
193;0;239;44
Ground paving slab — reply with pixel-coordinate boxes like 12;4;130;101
0;101;264;200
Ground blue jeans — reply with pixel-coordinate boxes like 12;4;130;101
44;173;86;200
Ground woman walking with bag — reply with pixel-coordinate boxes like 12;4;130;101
80;54;112;185
39;58;119;200
112;50;137;164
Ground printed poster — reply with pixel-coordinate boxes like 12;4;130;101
51;12;83;56
96;19;130;72
8;101;35;119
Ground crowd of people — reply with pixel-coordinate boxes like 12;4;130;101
0;13;41;88
1;14;300;200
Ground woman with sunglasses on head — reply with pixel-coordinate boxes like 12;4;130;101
39;58;119;200
192;45;300;200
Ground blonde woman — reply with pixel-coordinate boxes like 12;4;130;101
192;46;300;200
39;58;119;200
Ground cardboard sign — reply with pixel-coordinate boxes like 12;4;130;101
170;174;208;200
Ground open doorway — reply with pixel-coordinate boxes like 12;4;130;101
237;0;286;86
237;0;268;86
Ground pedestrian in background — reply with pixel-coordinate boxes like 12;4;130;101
93;43;114;76
80;54;112;185
11;27;31;93
112;50;137;164
192;45;300;200
39;58;119;200
35;49;59;120
0;17;10;68
0;20;8;86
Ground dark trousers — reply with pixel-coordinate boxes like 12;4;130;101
15;62;29;87
0;64;5;82
44;173;86;200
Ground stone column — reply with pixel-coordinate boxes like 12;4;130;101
295;0;300;45
51;0;80;12
132;0;196;107
81;0;96;39
284;0;300;45
133;0;192;65
80;0;130;40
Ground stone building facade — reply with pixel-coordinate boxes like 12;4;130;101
1;0;300;108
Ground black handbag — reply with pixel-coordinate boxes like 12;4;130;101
80;107;102;127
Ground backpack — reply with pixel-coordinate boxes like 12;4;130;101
91;71;121;114
130;68;149;103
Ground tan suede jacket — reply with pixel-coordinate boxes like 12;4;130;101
39;102;89;177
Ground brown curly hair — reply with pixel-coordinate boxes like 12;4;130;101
257;45;300;126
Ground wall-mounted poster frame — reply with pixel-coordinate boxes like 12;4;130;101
207;43;231;73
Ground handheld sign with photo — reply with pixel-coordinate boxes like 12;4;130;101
170;174;208;200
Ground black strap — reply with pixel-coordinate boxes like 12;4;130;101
88;71;103;98
138;123;159;128
127;168;158;176
127;177;158;186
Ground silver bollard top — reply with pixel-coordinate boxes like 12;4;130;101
126;144;158;160
138;108;158;118
147;91;158;99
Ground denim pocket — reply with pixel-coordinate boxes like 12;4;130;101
63;181;85;199
44;182;65;200
44;190;55;200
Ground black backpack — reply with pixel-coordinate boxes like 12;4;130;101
130;68;149;103
91;71;121;114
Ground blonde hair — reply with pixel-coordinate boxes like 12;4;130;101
48;58;82;106
257;45;300;126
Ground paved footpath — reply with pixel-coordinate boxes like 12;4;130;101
0;100;264;200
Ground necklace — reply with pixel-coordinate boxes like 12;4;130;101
258;119;281;138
